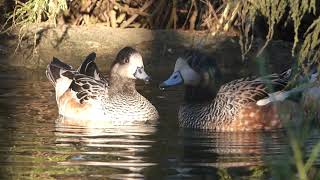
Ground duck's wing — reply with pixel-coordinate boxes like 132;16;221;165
46;57;108;103
217;69;291;105
77;52;107;82
68;74;108;104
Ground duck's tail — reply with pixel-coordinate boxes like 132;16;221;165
305;63;318;83
256;66;319;106
46;57;73;87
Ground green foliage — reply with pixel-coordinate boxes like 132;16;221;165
248;166;267;179
2;0;66;31
289;0;316;55
237;0;319;72
217;168;232;180
253;0;287;51
299;17;320;72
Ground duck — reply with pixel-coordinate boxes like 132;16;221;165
159;49;317;132
46;47;159;126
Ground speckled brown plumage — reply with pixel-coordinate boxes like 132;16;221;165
178;72;291;131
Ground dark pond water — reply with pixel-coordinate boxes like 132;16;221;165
0;68;319;179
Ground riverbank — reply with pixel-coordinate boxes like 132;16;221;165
0;23;293;75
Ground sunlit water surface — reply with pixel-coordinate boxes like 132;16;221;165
0;69;319;179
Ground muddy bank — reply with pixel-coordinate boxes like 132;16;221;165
0;24;294;78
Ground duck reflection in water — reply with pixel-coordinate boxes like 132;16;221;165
54;117;158;179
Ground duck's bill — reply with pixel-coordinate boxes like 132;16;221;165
159;71;183;89
134;67;151;82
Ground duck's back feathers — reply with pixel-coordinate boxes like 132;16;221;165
256;69;291;93
69;74;107;104
77;52;96;73
217;69;291;106
46;56;107;104
77;52;107;82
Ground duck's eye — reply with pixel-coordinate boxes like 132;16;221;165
124;58;129;63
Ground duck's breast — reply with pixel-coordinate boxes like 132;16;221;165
103;94;159;122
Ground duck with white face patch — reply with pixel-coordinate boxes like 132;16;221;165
111;49;151;82
46;46;159;127
159;49;301;132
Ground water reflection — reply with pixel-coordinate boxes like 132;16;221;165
54;123;157;179
177;129;288;167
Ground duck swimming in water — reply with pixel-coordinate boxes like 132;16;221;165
46;47;159;126
159;50;304;132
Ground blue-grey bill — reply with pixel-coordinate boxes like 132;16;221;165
134;67;151;82
159;71;183;89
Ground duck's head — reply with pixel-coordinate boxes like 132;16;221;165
111;47;151;82
159;50;220;89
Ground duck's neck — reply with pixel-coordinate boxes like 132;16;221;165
184;86;217;103
109;74;137;96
